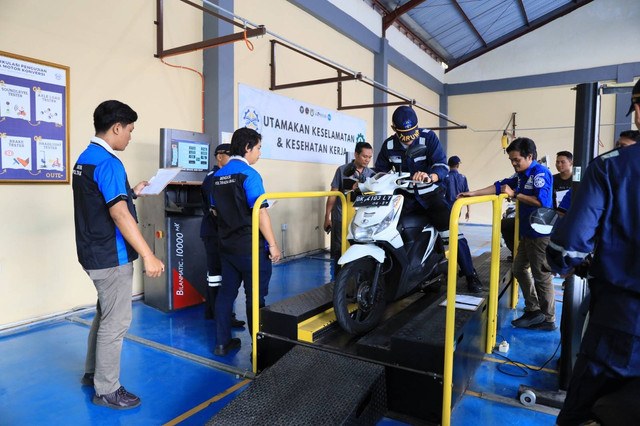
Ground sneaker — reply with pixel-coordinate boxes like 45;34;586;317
81;373;94;387
231;313;246;328
466;273;483;293
511;310;545;328
527;320;557;331
92;386;141;409
214;337;241;356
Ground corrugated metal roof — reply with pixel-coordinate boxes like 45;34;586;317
373;0;594;71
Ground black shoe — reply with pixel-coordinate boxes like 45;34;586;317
214;337;241;356
81;373;94;387
466;273;483;293
231;313;245;328
92;386;141;410
527;320;557;331
511;310;545;328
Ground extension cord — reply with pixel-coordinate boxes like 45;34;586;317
498;340;509;353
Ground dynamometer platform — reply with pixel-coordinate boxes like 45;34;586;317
213;251;513;425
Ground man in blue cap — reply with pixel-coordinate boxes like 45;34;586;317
547;79;640;425
443;155;470;221
374;105;483;293
201;143;244;328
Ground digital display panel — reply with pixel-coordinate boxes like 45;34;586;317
170;139;209;171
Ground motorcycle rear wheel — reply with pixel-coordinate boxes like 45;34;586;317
333;257;386;335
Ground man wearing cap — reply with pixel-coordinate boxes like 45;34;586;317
200;143;244;328
547;80;640;425
443;155;470;221
374;105;483;293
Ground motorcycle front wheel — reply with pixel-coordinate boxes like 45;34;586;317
333;257;386;335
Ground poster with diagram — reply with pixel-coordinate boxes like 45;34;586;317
0;51;69;183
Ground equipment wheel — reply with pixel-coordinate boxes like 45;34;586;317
333;257;386;335
520;389;537;406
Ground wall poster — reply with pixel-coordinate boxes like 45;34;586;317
0;51;69;183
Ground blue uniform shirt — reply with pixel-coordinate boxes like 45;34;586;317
443;169;469;208
497;160;552;238
547;144;640;292
72;137;138;270
212;157;268;255
374;129;449;181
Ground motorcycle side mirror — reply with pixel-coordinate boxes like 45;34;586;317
343;162;357;177
405;143;427;160
529;207;559;235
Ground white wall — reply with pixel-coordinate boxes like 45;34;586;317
0;0;202;325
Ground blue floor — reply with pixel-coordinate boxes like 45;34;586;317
0;226;566;425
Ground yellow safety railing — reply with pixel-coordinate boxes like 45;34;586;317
442;193;507;426
511;201;520;308
250;191;347;373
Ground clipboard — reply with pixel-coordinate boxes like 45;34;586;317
139;167;183;195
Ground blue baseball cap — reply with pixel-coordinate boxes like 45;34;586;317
392;106;418;132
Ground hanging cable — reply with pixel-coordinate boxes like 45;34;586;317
160;58;205;133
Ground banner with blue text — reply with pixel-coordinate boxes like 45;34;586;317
238;83;366;165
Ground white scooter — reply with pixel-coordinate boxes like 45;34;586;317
333;171;448;335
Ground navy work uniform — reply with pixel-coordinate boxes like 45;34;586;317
374;130;479;284
200;164;223;319
443;168;469;210
211;156;272;348
547;143;640;425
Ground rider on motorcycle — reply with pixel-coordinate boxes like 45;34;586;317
374;106;483;293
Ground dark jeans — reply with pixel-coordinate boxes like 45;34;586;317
501;217;516;254
215;251;272;346
405;193;475;277
557;322;640;425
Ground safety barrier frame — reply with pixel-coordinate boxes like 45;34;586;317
250;191;347;373
441;193;507;426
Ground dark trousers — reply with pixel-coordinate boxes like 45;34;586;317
406;193;475;277
202;236;221;319
215;251;272;346
512;236;555;322
557;322;640;425
501;217;516;254
330;217;343;275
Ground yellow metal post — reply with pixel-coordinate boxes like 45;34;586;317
486;194;507;353
441;194;504;426
251;191;347;373
441;196;462;426
510;201;520;308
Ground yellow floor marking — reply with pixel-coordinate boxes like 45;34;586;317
470;241;490;254
483;355;558;374
163;379;252;426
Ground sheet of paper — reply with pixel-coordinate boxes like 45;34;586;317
139;167;183;195
439;295;484;311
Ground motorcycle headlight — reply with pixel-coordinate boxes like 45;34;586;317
351;222;375;242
